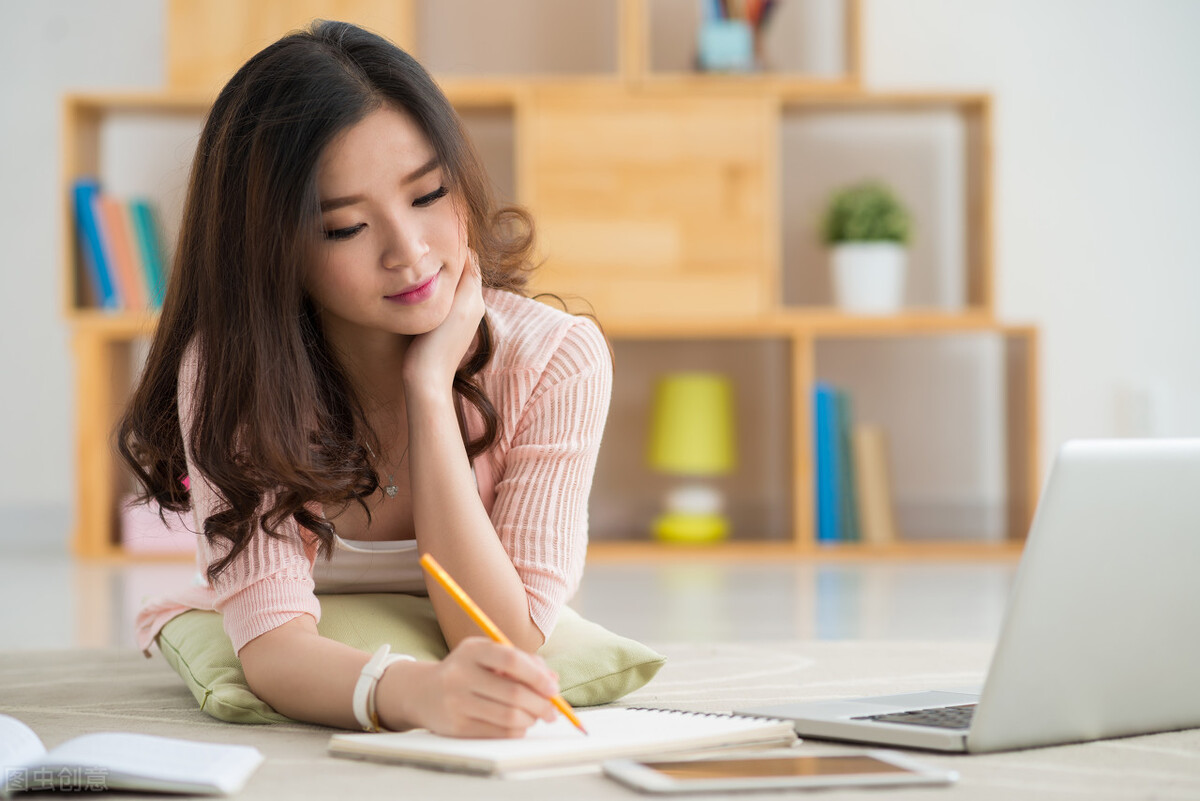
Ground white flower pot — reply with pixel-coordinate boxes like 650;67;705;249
830;242;907;314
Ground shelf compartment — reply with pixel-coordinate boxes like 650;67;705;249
72;331;149;558
456;105;517;205
779;94;992;315
640;0;860;87
811;327;1037;546
416;0;619;79
590;336;795;545
62;95;207;316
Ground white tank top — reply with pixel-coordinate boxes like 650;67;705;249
310;466;479;595
311;535;427;595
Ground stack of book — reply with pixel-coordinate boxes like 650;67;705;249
813;382;900;545
71;178;167;311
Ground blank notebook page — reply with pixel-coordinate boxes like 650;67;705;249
329;707;798;775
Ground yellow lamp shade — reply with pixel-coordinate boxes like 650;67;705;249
647;372;736;476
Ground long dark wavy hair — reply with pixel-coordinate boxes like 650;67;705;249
117;20;537;581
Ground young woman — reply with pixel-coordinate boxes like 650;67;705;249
119;20;611;737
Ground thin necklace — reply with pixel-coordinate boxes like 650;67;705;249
364;441;409;499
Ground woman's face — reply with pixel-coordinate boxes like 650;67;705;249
307;104;467;343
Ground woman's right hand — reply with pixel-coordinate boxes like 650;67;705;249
376;636;560;737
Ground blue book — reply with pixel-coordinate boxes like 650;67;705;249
814;382;842;542
130;199;167;308
72;178;119;310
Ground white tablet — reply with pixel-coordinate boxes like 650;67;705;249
603;749;958;794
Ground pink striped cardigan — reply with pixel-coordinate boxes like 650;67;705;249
135;288;612;655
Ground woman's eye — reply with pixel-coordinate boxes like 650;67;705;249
324;223;365;241
414;186;448;208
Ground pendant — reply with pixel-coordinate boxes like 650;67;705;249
385;483;398;498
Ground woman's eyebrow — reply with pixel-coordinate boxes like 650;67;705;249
319;157;441;212
404;156;440;185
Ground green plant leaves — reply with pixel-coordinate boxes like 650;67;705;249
821;181;912;244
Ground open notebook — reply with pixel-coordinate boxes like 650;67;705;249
1;714;262;797
328;707;798;776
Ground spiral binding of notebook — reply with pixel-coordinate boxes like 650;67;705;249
626;706;789;723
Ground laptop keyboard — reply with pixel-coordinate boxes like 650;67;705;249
852;703;977;730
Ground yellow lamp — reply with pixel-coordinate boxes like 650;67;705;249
647;372;736;544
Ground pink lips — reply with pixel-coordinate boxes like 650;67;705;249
385;272;439;305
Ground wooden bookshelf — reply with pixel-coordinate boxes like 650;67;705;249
62;0;1038;562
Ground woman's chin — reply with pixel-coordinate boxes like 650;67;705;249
387;301;454;337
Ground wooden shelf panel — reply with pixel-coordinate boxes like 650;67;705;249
586;539;1024;562
602;316;795;339
438;79;524;108
802;540;1026;560
73;543;194;563
792;310;1001;336
59;86;991;111
600;311;1029;339
82;539;1024;564
633;75;861;96
64;92;213;113
64;308;1034;342
63;85;529;112
780;91;991;110
67;310;158;338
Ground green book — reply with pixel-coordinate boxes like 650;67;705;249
835;389;861;543
129;199;167;308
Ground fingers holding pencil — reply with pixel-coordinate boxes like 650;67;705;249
465;639;561;727
420;553;589;735
385;637;560;738
451;637;562;737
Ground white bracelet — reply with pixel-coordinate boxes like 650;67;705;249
352;644;415;732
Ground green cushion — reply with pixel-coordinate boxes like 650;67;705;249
156;594;666;724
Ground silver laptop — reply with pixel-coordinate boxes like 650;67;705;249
737;439;1200;752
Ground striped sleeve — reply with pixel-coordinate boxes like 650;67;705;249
177;346;321;655
488;316;613;638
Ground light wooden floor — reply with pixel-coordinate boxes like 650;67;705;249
0;553;1017;650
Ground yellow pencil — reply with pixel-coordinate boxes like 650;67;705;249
419;553;589;735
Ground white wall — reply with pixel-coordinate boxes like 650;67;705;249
0;0;164;550
864;0;1200;463
1;0;1197;550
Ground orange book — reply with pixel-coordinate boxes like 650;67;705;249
98;195;147;310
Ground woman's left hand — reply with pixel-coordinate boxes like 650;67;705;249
402;249;484;392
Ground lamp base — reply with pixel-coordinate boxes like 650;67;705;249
652;513;730;545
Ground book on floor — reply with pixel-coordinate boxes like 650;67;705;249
0;714;262;797
328;706;798;777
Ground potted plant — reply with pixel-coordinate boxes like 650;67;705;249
821;181;913;314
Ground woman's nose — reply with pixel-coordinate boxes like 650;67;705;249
380;217;429;270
